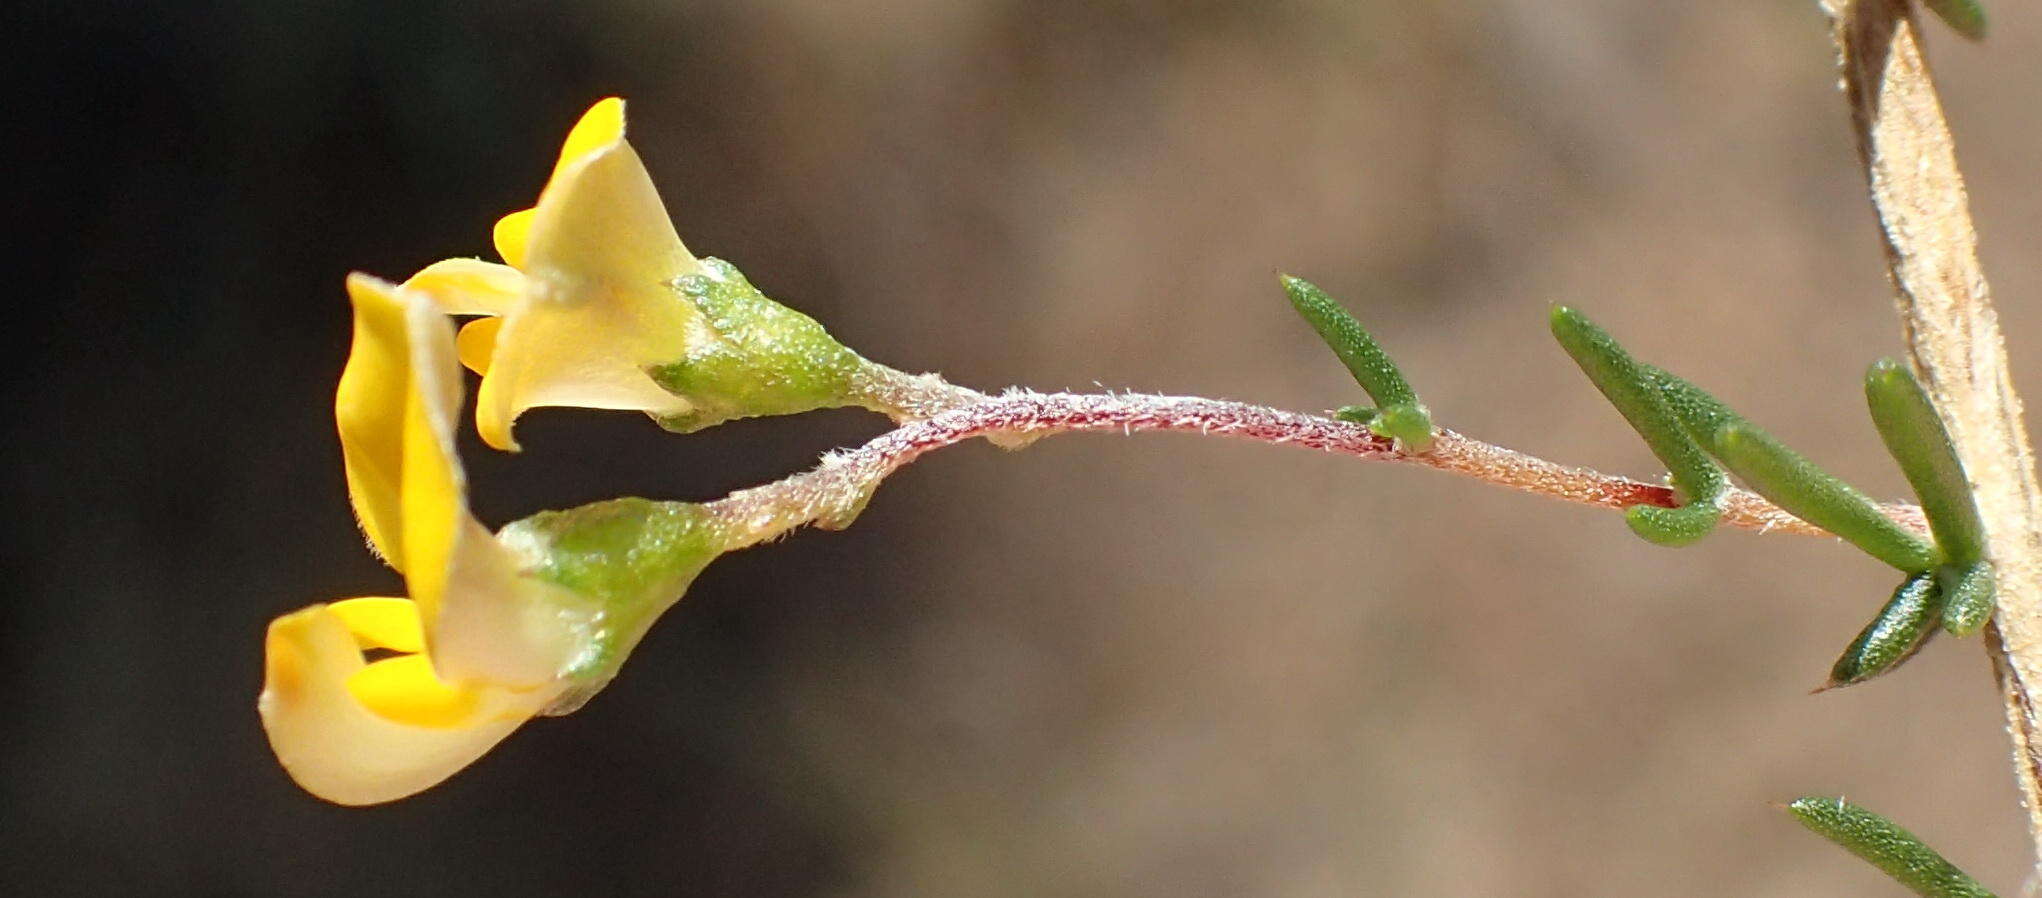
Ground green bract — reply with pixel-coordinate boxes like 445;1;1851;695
649;257;872;433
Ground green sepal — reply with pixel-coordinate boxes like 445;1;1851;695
496;497;727;712
1281;275;1432;450
1866;358;1988;566
1923;0;1988;41
1785;796;1999;897
1939;562;1996;637
648;257;870;434
1712;421;1941;573
1548;307;1723;546
1827;572;1942;689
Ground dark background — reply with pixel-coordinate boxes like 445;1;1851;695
12;2;2042;895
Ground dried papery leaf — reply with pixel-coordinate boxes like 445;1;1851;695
1825;0;2042;866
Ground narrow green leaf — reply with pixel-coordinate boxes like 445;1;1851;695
1281;275;1432;450
1785;796;1998;897
1549;307;1723;546
1828;572;1943;688
1939;562;1996;637
1923;0;1988;41
1713;421;1941;572
1642;366;1739;454
1866;358;1988;566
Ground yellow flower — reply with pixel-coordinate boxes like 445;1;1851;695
261;274;597;805
402;97;715;451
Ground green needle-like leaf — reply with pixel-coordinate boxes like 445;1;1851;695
1828;572;1943;688
1282;275;1432;450
1549;307;1723;546
1785;796;1998;897
1866;359;1988;566
1642;366;1738;454
1923;0;1988;41
1939;562;1996;637
1712;421;1940;573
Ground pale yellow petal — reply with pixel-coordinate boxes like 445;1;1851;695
493;209;535;269
259;604;557;806
328;597;425;653
402;258;525;316
334;274;412;568
347;654;486;728
471;292;701;452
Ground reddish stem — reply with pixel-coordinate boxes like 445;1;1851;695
703;390;1925;546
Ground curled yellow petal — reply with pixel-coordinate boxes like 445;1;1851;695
328;597;424;653
332;273;587;685
259;604;557;806
335;274;413;566
347;654;486;728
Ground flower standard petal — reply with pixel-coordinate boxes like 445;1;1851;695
472;133;712;450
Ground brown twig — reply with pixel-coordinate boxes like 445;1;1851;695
1825;0;2042;872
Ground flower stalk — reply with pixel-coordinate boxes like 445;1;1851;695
696;389;1927;546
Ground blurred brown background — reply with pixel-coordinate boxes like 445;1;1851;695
12;1;2042;895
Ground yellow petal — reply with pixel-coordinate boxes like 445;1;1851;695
550;97;626;186
335;274;413;567
493;209;535;269
472;141;711;447
488;99;621;272
260;603;557;806
403;258;525;316
328;597;425;653
525;137;701;293
347;654;485;728
392;295;588;686
456;317;503;375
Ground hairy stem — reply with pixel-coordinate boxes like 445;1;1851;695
701;390;1924;551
